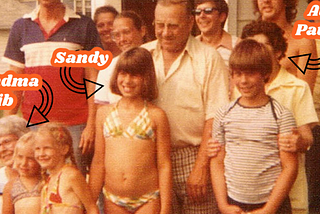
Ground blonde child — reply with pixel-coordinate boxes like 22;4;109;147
89;47;172;214
34;123;98;214
2;132;42;214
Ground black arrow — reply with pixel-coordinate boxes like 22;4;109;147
60;67;104;99
288;53;320;75
27;80;53;127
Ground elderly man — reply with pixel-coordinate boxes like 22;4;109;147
142;0;229;213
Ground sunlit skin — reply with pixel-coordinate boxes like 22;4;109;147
0;134;19;167
256;0;318;92
112;17;145;52
154;3;193;54
96;12;117;48
209;34;314;156
117;71;144;100
15;145;41;178
34;133;67;175
233;70;270;107
34;131;99;214
2;143;42;214
196;2;221;34
257;0;286;23
195;1;227;47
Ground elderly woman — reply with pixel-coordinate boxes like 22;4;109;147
0;115;29;210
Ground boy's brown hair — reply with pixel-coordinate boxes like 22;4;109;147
229;39;273;82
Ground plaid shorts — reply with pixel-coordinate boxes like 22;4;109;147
171;146;219;214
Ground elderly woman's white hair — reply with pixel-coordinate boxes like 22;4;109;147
0;115;29;138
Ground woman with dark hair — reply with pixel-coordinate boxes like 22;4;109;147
95;11;148;105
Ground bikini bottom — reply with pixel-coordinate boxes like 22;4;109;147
103;188;160;213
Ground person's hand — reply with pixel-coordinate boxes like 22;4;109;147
79;124;95;155
246;207;274;214
207;138;221;158
220;204;243;214
186;165;208;204
278;128;300;152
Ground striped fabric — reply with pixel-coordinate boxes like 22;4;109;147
213;97;296;204
2;5;102;125
21;42;82;68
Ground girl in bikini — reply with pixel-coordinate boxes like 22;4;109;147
89;47;172;214
2;132;42;214
34;123;99;214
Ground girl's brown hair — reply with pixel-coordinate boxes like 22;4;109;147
110;47;158;101
229;39;273;81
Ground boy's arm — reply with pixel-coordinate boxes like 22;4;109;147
210;146;243;214
89;106;106;201
68;168;99;214
2;181;14;214
252;150;298;214
154;108;172;214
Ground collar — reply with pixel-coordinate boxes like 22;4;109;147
217;31;234;50
267;67;300;91
197;31;234;50
148;35;195;60
23;4;80;22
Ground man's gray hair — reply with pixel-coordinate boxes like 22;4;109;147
157;0;193;16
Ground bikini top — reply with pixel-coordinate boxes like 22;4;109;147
42;165;83;214
103;101;156;142
11;177;41;204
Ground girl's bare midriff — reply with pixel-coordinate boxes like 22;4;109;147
103;137;159;197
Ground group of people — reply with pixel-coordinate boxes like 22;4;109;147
0;0;319;214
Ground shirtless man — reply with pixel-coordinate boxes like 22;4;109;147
253;0;318;91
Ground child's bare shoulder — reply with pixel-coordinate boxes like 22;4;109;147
148;103;166;116
147;103;168;124
3;179;15;193
61;165;84;182
97;104;116;119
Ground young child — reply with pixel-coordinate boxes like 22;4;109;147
2;132;42;214
210;39;298;214
89;47;172;214
34;123;98;214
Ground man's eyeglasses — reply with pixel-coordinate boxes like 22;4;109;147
193;7;218;16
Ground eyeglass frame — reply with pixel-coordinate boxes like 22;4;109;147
110;27;133;41
192;7;219;16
